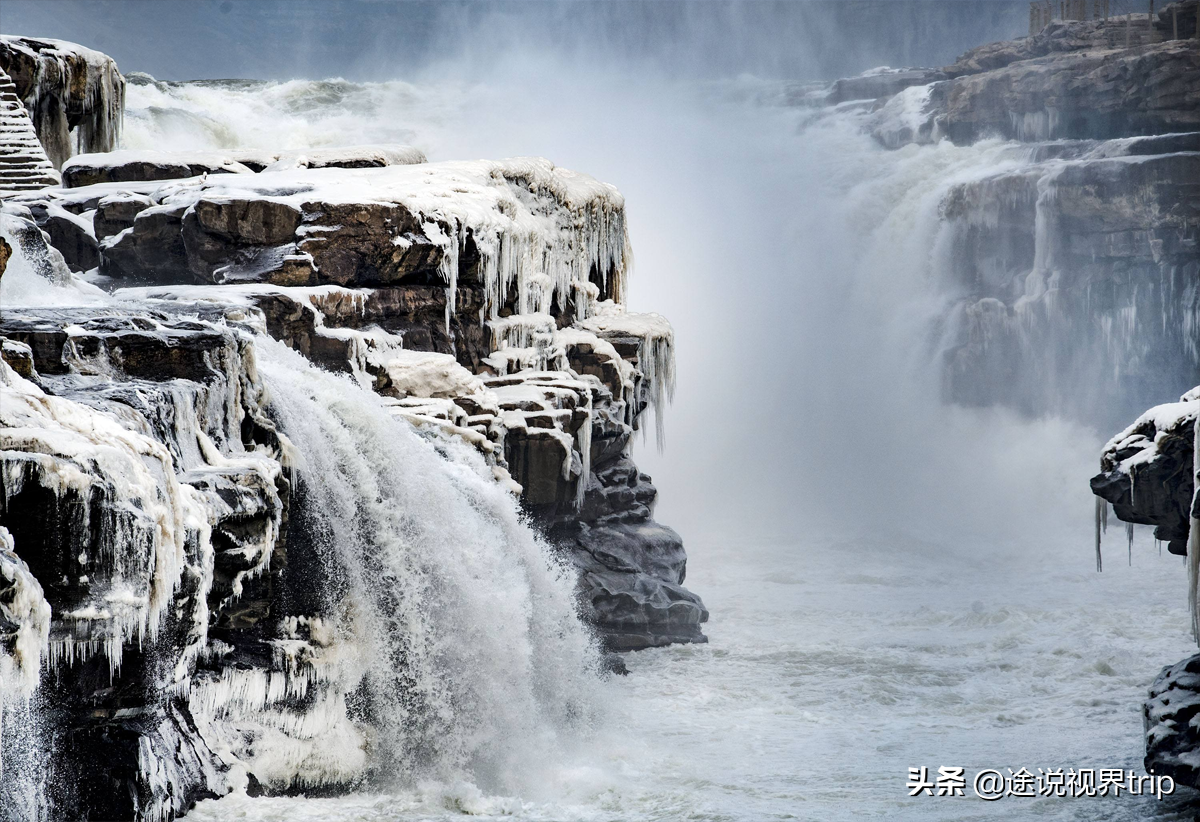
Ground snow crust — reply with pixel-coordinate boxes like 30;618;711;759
60;144;427;180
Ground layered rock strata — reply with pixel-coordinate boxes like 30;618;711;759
800;15;1200;431
0;140;706;818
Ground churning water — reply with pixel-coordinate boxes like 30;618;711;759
103;32;1200;822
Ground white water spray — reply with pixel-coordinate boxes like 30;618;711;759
251;339;606;792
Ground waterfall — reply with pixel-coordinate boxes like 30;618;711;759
247;339;606;792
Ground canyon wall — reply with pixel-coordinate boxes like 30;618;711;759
796;3;1200;785
0;38;705;821
798;8;1200;432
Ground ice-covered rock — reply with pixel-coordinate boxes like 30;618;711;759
0;65;60;196
1145;652;1200;786
813;17;1200;150
940;148;1200;429
0;36;125;169
1093;387;1200;787
60;144;426;188
75;159;628;326
826;66;946;105
933;39;1200;144
1091;392;1198;552
1;76;701;814
0;202;74;299
0;303;299;817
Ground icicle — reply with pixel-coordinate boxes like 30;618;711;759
574;390;593;512
1094;497;1106;572
1126;521;1134;566
0;526;51;778
1190;415;1200;644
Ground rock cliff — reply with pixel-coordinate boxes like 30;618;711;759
795;3;1200;789
0;40;705;822
0;36;124;169
1091;389;1200;784
797;8;1200;431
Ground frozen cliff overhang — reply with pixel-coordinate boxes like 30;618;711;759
0;35;125;170
1091;391;1198;551
1091;387;1200;788
49;156;630;318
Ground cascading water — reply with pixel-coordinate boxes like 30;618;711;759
243;340;605;793
5;2;1200;818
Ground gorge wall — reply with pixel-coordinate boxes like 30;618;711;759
794;2;1200;788
3;5;1199;815
0;35;705;822
804;10;1200;432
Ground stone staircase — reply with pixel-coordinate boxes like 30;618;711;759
0;66;60;197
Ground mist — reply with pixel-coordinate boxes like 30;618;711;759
5;0;1092;543
2;3;1194;818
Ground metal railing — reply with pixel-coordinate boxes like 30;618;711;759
1028;0;1198;39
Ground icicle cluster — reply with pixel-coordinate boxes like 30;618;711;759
0;357;197;678
580;301;676;447
403;158;631;333
1189;412;1200;644
0;526;51;776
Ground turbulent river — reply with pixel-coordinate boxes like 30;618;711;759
113;62;1200;821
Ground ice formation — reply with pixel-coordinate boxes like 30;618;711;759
0;36;125;168
1190;412;1200;642
245;342;604;789
0;356;199;676
0;45;695;812
580;301;676;445
0;525;50;774
59;144;427;186
141;157;630;325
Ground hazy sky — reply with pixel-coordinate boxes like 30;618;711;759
1;1;1026;82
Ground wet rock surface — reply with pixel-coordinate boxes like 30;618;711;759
1092;390;1200;783
939;148;1200;429
1146;653;1200;786
934;39;1200;144
1;59;704;814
